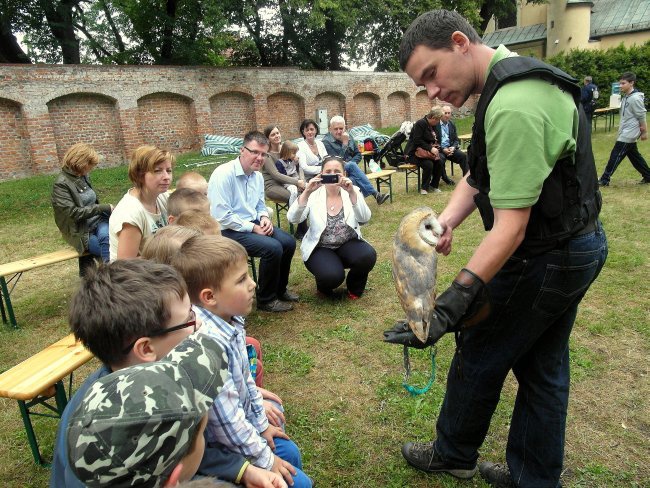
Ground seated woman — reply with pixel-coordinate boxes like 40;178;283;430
287;156;376;299
52;143;113;263
262;125;305;203
109;145;173;260
297;118;328;181
405;106;444;194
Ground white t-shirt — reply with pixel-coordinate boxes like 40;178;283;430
109;189;169;261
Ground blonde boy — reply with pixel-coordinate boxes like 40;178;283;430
177;171;209;195
167;188;210;224
173;236;312;488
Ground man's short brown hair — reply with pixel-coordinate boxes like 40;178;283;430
172;235;248;304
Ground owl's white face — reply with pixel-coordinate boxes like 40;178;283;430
418;215;443;247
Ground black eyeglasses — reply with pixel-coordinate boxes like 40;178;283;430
122;309;198;355
242;146;269;158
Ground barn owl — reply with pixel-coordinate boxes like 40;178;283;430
392;207;444;342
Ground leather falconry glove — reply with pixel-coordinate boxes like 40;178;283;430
383;268;490;348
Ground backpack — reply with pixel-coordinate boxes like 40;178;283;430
364;138;378;152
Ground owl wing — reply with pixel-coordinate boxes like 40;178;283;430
392;243;438;341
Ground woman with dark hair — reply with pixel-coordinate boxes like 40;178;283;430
52;143;113;263
297;119;328;181
287;156;376;299
261;125;305;203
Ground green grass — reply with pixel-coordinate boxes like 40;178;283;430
0;117;648;487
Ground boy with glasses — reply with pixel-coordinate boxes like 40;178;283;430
51;259;286;488
208;131;298;313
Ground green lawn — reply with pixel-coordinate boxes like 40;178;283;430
0;118;648;487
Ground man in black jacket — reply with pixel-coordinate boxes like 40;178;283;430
434;106;468;183
404;106;444;194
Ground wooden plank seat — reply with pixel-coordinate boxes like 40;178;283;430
0;248;88;328
0;333;94;465
458;133;472;149
398;164;421;193
366;169;396;203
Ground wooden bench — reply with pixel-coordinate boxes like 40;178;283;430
0;334;94;465
398;164;421;193
458;133;471;149
366;169;396;203
0;248;88;328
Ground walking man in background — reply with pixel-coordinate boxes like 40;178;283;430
598;72;650;186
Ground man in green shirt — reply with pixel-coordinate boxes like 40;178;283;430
384;9;607;488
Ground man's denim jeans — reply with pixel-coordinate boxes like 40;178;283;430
221;227;295;304
344;162;376;197
435;222;608;487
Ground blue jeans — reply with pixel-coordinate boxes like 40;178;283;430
599;141;650;183
273;437;312;487
435;222;607;487
87;219;110;263
345;162;377;197
221;227;296;303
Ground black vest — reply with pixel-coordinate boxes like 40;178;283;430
468;56;602;257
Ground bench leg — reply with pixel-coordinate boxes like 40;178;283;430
16;380;69;466
18;400;45;466
0;276;18;329
248;256;257;283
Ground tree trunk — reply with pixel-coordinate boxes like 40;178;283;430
159;0;177;63
0;19;32;63
41;0;81;64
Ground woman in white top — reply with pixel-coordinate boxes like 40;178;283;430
297;119;328;180
109;145;173;260
287;156;376;299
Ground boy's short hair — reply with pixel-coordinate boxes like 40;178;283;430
172;235;248;303
177;172;208;194
168;188;210;218
128;145;175;188
279;140;299;160
175;209;221;236
62;143;99;173
70;260;187;365
619;71;636;83
67;333;228;488
142;225;202;264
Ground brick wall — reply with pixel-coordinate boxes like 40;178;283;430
136;93;198;152
385;92;410;127
314;92;346;127
350;93;380;129
47;93;125;167
267;92;305;140
0;98;31;179
210;91;255;137
0;64;476;181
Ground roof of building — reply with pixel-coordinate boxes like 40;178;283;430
482;23;547;48
483;0;650;47
590;0;650;37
